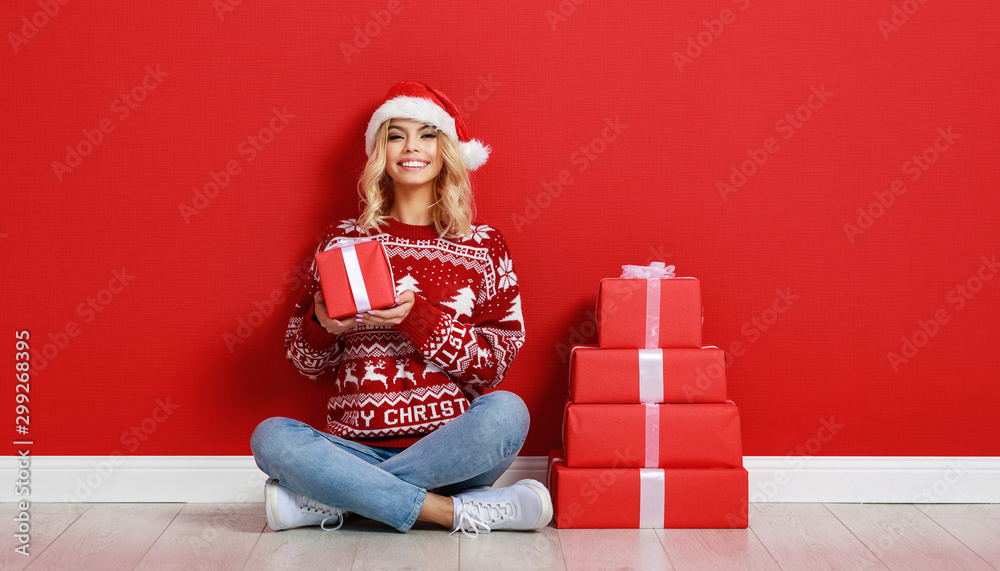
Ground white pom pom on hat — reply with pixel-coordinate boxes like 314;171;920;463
365;81;491;171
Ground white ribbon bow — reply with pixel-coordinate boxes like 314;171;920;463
620;261;676;279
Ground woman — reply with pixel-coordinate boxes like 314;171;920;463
250;81;550;536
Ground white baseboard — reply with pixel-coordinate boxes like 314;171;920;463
743;456;998;503
2;456;997;503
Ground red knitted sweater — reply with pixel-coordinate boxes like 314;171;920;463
284;218;525;447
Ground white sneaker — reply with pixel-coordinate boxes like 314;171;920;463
264;478;345;531
450;479;552;537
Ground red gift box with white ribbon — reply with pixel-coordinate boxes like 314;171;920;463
548;449;748;529
563;401;743;469
597;277;702;349
569;345;727;403
314;238;397;320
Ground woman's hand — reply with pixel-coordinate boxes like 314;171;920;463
354;289;415;327
313;290;360;335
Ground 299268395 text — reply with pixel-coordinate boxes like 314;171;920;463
14;329;33;557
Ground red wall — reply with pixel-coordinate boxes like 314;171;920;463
3;0;998;457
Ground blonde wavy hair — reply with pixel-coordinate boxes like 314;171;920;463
356;120;474;239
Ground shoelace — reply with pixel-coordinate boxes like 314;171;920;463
450;499;515;538
298;496;344;531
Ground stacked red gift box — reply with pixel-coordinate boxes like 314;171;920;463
548;273;749;529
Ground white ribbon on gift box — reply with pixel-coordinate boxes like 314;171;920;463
637;349;664;403
639;468;666;528
324;238;373;313
560;399;571;455
644;403;660;469
640;398;667;527
620;261;675;279
340;244;372;313
644;279;660;349
546;454;565;491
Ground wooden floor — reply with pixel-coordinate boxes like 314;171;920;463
3;503;999;570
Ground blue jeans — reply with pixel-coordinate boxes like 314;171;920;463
250;390;529;532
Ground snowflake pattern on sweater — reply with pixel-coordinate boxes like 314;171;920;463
284;218;525;447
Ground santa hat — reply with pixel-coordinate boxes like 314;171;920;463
365;81;490;171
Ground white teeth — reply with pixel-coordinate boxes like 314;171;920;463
400;161;426;168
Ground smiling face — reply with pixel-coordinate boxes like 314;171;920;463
383;118;444;192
